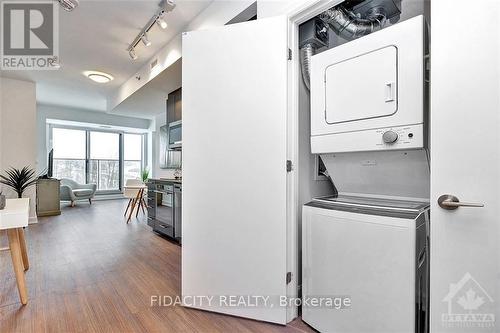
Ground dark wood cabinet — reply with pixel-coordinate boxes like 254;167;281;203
167;87;182;123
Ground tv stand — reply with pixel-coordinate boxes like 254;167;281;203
36;178;61;217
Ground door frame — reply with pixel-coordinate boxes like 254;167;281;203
284;0;345;322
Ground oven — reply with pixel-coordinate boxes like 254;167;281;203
147;181;181;242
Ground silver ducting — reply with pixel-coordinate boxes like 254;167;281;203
300;44;315;90
300;3;390;91
320;6;387;40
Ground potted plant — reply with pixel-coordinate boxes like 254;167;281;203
141;168;150;183
0;166;38;198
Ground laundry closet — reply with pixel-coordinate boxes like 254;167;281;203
182;0;499;332
295;1;430;331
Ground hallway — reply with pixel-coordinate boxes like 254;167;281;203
0;200;310;333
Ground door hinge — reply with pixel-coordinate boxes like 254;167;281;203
286;272;292;284
286;160;293;172
288;48;292;61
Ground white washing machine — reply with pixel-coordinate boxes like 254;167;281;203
310;15;427;154
302;195;429;333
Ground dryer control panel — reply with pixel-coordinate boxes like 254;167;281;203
311;124;424;153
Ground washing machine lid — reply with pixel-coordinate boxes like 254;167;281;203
320;149;430;199
307;194;429;219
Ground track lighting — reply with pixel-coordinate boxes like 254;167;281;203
141;33;151;47
57;0;79;12
129;48;138;60
126;0;176;60
156;17;168;29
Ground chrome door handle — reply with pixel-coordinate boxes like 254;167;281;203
438;194;484;210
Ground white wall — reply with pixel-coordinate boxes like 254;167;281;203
37;104;152;173
257;0;317;18
0;78;37;221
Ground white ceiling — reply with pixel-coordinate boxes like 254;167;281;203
0;0;212;116
110;57;182;119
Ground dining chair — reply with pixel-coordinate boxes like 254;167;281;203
124;179;147;221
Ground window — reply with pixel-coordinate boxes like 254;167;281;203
89;132;120;191
124;134;143;181
52;128;86;184
50;126;146;194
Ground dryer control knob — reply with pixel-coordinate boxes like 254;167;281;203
382;130;398;144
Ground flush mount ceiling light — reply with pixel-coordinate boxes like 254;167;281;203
126;0;176;60
57;0;79;12
84;71;114;84
141;33;151;47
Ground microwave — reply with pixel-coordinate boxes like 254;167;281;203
168;120;182;150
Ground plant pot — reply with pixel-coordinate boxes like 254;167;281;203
0;195;5;210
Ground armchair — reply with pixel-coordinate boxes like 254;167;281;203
60;179;97;207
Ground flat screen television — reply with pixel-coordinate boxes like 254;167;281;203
47;149;54;178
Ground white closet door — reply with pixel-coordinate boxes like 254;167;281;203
182;16;289;324
430;1;500;332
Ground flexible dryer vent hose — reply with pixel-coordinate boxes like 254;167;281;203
320;6;387;40
300;5;388;91
300;43;315;90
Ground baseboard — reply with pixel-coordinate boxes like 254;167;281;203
93;194;126;201
29;217;38;224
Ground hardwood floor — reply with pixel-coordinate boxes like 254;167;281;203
0;199;313;333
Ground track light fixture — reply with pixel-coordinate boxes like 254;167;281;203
156;17;168;29
57;0;79;11
129;48;138;60
141;33;151;47
126;0;175;60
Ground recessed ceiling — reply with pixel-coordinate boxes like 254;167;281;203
111;58;182;119
0;0;213;115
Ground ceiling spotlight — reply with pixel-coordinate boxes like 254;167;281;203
84;71;114;84
57;0;79;12
129;48;138;60
141;33;151;47
162;0;176;13
156;17;168;29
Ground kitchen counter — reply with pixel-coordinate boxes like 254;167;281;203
147;178;182;184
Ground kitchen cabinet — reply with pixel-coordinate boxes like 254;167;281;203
167;87;182;123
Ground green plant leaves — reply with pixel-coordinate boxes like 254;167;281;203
0;166;38;198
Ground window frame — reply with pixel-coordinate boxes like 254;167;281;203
49;124;147;195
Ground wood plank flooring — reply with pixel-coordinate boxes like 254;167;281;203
0;199;313;333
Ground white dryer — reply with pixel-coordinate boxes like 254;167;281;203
302;195;429;333
310;15;427;154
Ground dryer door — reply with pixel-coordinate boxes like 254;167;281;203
325;46;398;124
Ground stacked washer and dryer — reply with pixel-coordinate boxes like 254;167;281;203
301;7;430;333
